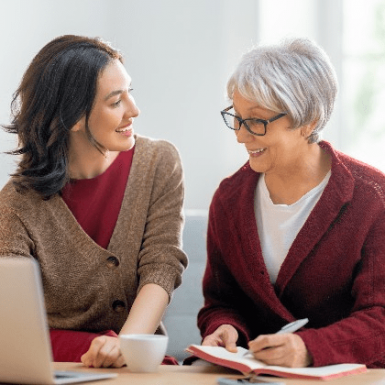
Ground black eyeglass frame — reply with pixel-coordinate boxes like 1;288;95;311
221;105;287;136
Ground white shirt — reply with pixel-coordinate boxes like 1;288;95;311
255;171;331;284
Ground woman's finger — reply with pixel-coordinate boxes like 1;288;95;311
249;333;311;367
111;352;126;368
202;324;238;352
81;337;107;367
221;328;238;352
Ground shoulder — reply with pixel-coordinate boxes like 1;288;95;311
321;141;385;206
135;135;181;157
217;162;257;193
323;142;385;184
0;180;52;224
134;135;183;175
343;154;385;206
135;135;181;162
212;162;258;208
0;180;39;210
0;179;62;212
339;153;385;185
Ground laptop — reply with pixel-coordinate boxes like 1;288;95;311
0;257;118;384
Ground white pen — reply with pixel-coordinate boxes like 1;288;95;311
275;318;309;334
243;318;309;356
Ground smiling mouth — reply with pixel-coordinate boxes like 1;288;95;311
116;119;134;133
248;148;266;155
116;126;131;133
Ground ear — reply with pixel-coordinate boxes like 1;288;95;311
300;120;317;138
71;116;85;132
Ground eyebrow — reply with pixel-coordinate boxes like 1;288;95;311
233;103;271;119
248;106;266;114
104;89;124;101
104;84;132;101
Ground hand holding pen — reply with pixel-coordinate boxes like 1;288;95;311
243;318;308;356
246;318;311;368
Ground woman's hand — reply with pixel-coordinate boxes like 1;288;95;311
81;335;125;368
202;324;239;353
82;284;169;368
248;333;312;367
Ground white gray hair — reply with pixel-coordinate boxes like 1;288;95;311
227;38;338;143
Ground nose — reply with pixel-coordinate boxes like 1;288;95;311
236;124;254;144
124;96;140;119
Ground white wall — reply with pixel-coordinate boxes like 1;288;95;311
0;0;342;210
0;0;261;210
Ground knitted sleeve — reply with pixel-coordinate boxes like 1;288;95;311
136;141;188;299
197;190;252;346
0;201;35;258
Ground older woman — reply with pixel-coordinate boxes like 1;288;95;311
0;35;187;368
198;38;385;368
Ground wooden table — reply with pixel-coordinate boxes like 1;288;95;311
54;362;385;385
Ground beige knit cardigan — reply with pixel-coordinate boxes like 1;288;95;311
0;135;188;333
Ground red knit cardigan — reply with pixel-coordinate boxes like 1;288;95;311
198;141;385;368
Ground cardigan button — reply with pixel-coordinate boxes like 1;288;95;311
112;300;126;312
106;256;120;268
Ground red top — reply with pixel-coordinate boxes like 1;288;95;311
62;147;135;249
53;146;179;365
198;141;385;368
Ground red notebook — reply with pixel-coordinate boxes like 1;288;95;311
186;345;367;381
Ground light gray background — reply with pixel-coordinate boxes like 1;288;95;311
0;0;342;210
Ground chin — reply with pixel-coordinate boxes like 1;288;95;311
249;160;266;174
126;136;136;150
114;137;136;152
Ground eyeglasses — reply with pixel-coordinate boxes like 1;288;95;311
220;105;287;136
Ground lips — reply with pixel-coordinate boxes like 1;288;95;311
116;128;133;138
116;125;131;133
116;120;133;133
116;127;131;133
248;148;266;155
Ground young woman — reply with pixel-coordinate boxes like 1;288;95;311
0;35;187;368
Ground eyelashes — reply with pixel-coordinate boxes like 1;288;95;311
111;88;134;107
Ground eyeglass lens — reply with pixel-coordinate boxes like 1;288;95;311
222;108;266;135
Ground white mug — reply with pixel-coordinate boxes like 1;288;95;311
119;334;169;373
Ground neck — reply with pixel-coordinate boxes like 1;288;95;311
68;144;119;180
264;143;331;205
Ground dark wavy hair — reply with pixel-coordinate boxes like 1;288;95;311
3;35;123;199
